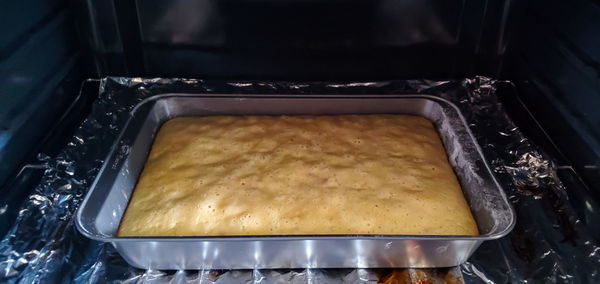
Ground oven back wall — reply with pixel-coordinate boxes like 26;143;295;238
82;0;515;80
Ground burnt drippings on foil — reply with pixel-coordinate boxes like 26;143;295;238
0;77;598;283
540;187;579;246
376;267;463;284
509;219;536;263
502;151;579;246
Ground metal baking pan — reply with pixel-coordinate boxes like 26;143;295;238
76;94;515;269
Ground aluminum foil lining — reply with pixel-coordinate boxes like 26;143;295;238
1;76;599;283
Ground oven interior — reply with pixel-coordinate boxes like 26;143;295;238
0;0;599;282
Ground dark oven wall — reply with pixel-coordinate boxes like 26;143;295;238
0;0;92;188
81;0;515;80
502;0;600;196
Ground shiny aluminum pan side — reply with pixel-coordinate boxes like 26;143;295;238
75;94;515;269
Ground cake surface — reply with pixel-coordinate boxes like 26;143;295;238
117;115;479;236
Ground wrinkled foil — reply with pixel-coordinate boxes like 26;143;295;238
1;77;598;283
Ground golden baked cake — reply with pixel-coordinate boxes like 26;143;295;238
117;115;479;236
